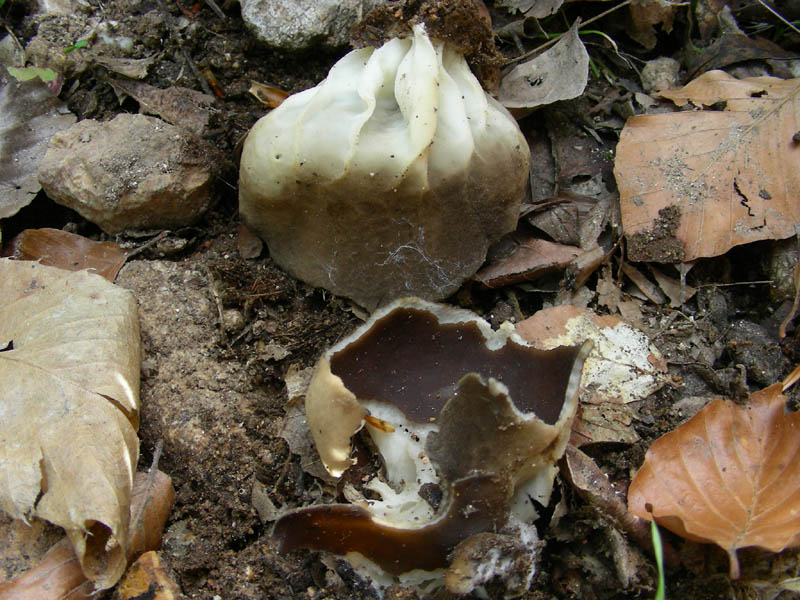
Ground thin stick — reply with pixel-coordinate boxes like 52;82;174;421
756;0;800;36
504;0;631;66
205;0;225;19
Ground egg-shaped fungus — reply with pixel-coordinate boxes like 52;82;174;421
239;24;530;310
273;298;591;596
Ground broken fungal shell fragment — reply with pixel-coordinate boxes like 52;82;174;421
274;298;591;594
239;24;530;310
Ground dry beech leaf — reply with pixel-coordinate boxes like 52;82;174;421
516;305;668;406
616;71;800;263
7;228;127;282
108;79;215;137
475;235;580;288
499;23;588;109
0;258;141;590
627;0;676;50
0;470;175;600
628;383;800;579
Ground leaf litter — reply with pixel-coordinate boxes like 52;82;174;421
2;0;800;598
628;367;800;579
0;258;141;590
616;70;800;263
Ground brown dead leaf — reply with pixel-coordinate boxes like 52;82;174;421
108;79;215;136
0;259;141;589
684;32;799;80
628;383;800;578
248;81;289;108
0;470;174;599
621;262;667;304
627;0;676;50
561;446;678;566
6;228;126;281
475;235;580;288
116;551;183;600
616;71;800;263
649;264;697;307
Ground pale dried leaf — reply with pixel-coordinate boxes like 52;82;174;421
0;65;76;219
616;71;800;262
659;70;799;108
108;79;215;137
499;24;588;109
0;470;174;599
516;305;667;405
94;55;156;79
571;402;640;446
628;383;800;579
0;258;141;589
496;0;563;17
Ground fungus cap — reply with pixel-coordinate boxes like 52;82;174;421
306;298;590;501
279;299;590;593
239;25;530;309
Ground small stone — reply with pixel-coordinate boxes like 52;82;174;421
641;57;681;93
222;309;245;334
725;320;788;387
241;0;378;50
38;114;223;233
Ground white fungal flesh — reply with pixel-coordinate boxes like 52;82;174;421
360;400;439;525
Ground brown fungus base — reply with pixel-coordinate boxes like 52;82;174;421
273;474;510;576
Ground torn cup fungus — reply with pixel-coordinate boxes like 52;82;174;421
239;24;530;310
273;298;591;596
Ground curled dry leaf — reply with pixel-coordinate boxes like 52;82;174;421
247;81;289;107
0;470;175;600
498;23;588;109
616;71;800;263
628;383;800;579
0;259;141;590
627;0;676;50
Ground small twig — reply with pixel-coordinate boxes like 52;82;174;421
504;1;631;66
756;0;800;36
156;0;215;96
124;230;169;260
130;440;165;537
204;266;228;343
204;0;225;19
695;280;774;288
149;439;164;473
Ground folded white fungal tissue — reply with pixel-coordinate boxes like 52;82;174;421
239;23;530;309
